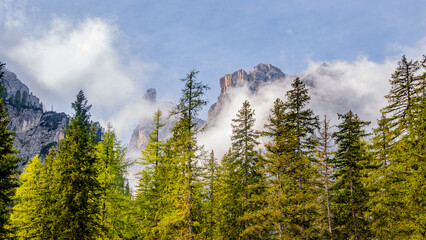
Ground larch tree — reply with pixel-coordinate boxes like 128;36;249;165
95;125;135;239
9;156;44;239
136;110;167;239
0;61;20;238
163;70;209;239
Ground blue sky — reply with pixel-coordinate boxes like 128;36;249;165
1;0;425;141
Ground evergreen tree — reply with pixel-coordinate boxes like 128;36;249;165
50;90;100;239
261;98;291;238
0;61;20;238
316;115;334;239
218;100;265;239
368;55;425;239
282;77;320;239
331;111;371;240
199;151;219;240
95;125;135;239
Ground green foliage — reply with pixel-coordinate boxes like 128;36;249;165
332;110;371;239
10;156;45;239
316;115;334;239
95;125;136;239
0;61;20;238
277;77;320;239
49;90;101;239
217;100;266;239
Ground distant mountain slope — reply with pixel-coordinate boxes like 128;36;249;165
207;63;286;124
1;69;102;166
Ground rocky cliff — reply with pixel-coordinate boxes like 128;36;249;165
1;69;69;165
207;63;285;124
128;89;204;152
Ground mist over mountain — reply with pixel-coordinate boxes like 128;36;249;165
2;58;395;185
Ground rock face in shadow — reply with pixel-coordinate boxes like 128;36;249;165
1;69;103;166
207;63;285;124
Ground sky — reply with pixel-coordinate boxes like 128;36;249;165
1;0;426;144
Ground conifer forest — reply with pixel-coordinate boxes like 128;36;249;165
0;54;425;239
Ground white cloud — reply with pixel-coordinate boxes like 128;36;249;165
199;57;398;159
0;7;159;141
4;18;154;113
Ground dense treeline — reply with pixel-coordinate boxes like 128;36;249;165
0;55;425;239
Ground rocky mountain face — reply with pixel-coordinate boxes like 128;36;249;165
1;69;69;165
128;88;204;152
207;63;285;124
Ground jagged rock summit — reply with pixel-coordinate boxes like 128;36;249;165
207;63;285;123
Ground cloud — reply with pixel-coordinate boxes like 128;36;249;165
0;5;159;141
198;57;398;159
3;17;155;113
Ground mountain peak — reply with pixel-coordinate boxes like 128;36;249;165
209;63;286;123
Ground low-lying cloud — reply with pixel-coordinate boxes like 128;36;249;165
198;57;400;158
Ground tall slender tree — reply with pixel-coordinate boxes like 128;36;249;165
218;100;266;239
282;77;320;239
136;110;168;239
316;115;334;239
95;125;135;239
0;61;20;238
332;111;371;240
165;70;209;239
261;98;291;238
50;90;100;239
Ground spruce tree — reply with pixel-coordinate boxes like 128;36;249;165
50;90;100;239
282;77;320;239
261;98;291;238
0;61;20;238
331;111;371;240
218;100;265;239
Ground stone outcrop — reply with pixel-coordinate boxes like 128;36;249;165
1;69;69;166
128;89;204;152
207;63;285;123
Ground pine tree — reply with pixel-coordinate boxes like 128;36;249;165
95;125;135;239
50;90;100;239
0;61;20;238
199;151;219;240
331;110;371;240
368;55;425;239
